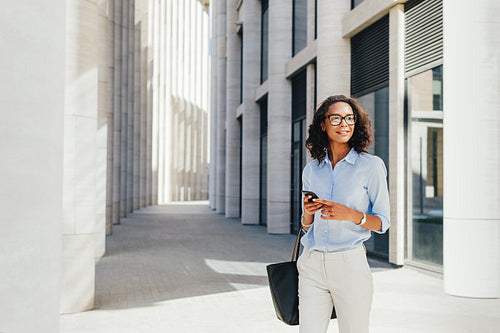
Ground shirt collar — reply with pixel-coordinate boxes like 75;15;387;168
320;147;359;167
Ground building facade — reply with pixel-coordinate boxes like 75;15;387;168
209;0;500;299
0;0;209;331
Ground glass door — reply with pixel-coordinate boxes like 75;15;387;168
406;65;443;267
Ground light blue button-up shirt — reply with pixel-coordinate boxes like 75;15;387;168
301;148;390;252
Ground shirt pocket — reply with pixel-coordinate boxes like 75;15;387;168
341;182;370;210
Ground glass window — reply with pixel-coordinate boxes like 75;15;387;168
293;0;307;56
238;116;243;217
239;29;243;104
260;97;268;226
351;0;366;9
314;0;317;39
406;65;443;267
261;0;269;83
291;71;307;234
356;86;389;258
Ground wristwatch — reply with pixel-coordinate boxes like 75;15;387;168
358;212;366;226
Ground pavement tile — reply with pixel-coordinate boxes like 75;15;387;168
60;202;500;333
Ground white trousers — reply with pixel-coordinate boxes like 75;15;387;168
297;246;373;333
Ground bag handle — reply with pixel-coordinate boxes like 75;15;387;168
291;231;302;262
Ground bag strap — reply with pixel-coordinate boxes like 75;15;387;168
291;231;302;262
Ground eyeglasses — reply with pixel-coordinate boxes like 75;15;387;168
326;114;357;126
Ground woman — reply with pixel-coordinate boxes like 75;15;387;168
298;95;390;333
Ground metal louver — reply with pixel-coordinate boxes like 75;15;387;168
405;0;443;74
351;15;389;97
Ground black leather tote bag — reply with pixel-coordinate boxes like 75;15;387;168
266;231;336;325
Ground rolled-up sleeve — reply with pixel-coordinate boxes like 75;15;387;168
301;165;312;214
367;157;391;234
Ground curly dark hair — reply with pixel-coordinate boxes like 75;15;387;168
305;95;372;163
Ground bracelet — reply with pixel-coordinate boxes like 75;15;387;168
358;212;367;226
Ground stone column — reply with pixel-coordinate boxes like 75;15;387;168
306;63;315;164
126;0;135;213
133;0;141;210
97;0;109;256
120;0;129;217
156;0;165;203
216;0;227;213
241;0;261;225
61;0;99;313
170;0;180;201
0;1;65;330
443;0;500;298
112;0;123;224
388;4;405;266
146;0;154;206
209;2;218;209
151;0;160;205
316;0;350;99
202;5;211;200
305;0;316;165
106;0;115;235
139;0;149;208
267;0;293;234
225;0;241;217
163;0;173;202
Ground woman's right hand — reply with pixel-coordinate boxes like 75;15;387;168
303;196;323;216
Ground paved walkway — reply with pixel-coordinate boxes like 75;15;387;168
60;202;500;333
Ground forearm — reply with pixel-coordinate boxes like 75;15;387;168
351;209;382;232
301;212;314;231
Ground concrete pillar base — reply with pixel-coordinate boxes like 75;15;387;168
60;234;95;314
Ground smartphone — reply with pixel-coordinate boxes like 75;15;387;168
302;190;319;202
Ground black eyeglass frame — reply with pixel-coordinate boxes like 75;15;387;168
326;114;357;126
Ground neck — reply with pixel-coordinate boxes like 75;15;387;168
328;143;350;166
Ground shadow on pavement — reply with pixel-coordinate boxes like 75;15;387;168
95;203;394;310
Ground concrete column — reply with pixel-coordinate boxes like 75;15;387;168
216;0;227;213
307;0;315;43
267;0;293;233
120;0;129;217
163;0;173;202
146;0;154;206
96;0;109;257
443;0;500;298
126;0;135;213
388;4;405;266
306;0;316;149
157;0;166;203
170;0;179;201
241;0;261;225
316;0;350;99
306;63;315;164
225;0;241;217
209;2;218;209
0;1;65;330
106;0;115;235
151;0;160;205
139;0;149;208
61;0;99;313
112;0;122;224
133;0;141;211
202;4;211;200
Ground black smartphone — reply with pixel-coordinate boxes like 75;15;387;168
302;190;319;202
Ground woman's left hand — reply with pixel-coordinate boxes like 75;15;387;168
313;199;356;221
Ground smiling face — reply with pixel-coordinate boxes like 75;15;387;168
321;101;355;146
